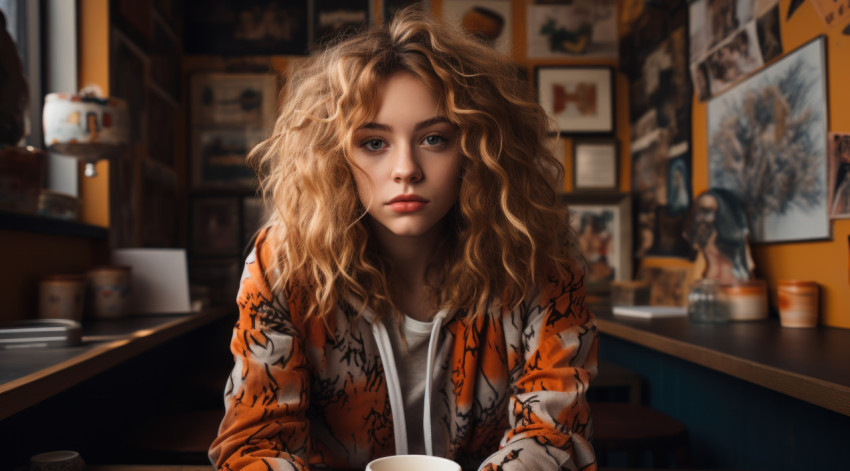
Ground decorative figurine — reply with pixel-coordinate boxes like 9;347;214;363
684;188;755;284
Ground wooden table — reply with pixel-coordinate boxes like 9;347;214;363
594;306;850;416
0;307;231;420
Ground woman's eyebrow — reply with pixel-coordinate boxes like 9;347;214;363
358;116;452;132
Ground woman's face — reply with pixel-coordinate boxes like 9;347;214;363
349;72;462;241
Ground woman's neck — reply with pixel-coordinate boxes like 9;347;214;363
368;220;446;322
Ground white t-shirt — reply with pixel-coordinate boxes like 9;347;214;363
386;314;434;455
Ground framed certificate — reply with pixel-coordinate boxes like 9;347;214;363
573;139;619;191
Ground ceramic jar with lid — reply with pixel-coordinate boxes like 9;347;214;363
87;265;132;319
721;279;768;321
777;280;819;328
39;274;86;321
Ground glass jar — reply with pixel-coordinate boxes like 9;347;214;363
687;279;730;323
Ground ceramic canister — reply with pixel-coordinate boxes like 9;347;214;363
38;275;86;322
42;92;129;158
722;279;768;321
87;265;132;319
777;280;819;328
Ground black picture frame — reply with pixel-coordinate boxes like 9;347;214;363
535;65;615;136
572;138;619;192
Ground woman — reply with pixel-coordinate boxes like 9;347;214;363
210;8;597;471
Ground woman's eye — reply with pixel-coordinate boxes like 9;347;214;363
423;135;445;146
363;138;385;151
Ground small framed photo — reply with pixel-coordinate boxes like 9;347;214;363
560;193;633;287
536;66;615;135
573;139;619;191
189;72;278;189
829;132;850;219
191;197;241;256
313;0;371;50
190;73;278;128
184;0;308;55
192;128;265;189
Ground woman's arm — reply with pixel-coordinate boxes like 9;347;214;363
209;237;312;471
481;264;599;470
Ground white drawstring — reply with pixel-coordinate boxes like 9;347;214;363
423;309;448;456
371;320;408;454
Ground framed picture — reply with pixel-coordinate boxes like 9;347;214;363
184;0;308;55
573;139;618;191
636;265;690;307
536;66;614;135
190;73;278;128
190;73;278;189
828;132;850;219
313;0;371;50
559;193;633;287
708;37;829;243
442;1;513;56
527;0;618;59
689;1;782;102
191;197;241;256
192;128;265;189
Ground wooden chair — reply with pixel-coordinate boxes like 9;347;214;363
592;401;689;468
592;359;643;404
590;360;690;468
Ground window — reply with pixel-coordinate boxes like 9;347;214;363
2;0;78;195
1;0;41;148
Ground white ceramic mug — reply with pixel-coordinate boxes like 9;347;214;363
365;454;461;471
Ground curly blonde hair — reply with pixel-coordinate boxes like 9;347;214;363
251;7;575;321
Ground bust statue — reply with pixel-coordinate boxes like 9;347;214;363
684;188;754;283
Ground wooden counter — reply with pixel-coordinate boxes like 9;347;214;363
593;306;850;417
0;307;231;420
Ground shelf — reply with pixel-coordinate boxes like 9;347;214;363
0;211;108;239
593;304;850;417
0;307;231;420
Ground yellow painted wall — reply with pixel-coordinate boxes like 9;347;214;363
691;0;850;327
78;0;110;227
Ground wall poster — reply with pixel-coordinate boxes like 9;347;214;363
707;37;830;243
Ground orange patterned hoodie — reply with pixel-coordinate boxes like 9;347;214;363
209;231;598;471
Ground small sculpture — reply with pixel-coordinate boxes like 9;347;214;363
684;188;754;283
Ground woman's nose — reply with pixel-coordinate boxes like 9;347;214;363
391;145;423;183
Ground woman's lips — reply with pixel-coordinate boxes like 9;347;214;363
387;194;428;213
